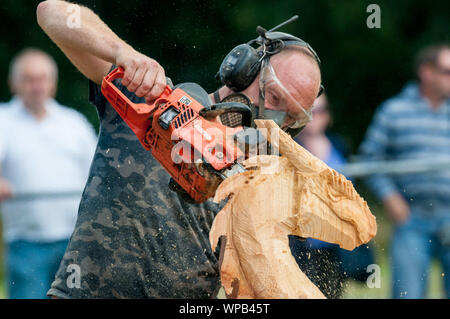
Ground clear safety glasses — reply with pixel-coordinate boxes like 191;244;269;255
258;60;313;129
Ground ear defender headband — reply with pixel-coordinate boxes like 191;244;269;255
216;15;324;95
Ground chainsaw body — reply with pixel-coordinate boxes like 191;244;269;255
101;67;246;203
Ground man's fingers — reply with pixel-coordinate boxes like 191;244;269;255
122;63;137;87
394;210;410;225
384;193;410;225
135;67;156;98
145;68;167;103
0;182;13;202
117;53;166;101
127;64;147;93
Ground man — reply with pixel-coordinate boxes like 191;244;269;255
0;48;97;298
359;44;450;298
37;0;321;298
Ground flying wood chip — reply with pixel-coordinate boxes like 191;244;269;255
209;120;377;299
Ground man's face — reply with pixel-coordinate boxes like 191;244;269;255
10;54;57;110
241;50;322;129
301;94;330;136
433;50;450;98
422;49;450;98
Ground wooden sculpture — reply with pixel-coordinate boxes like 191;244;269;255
209;120;377;299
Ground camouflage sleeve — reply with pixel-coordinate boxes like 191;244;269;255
88;64;118;118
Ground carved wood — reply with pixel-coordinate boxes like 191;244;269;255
210;120;377;299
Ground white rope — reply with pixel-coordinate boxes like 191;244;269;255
340;156;450;178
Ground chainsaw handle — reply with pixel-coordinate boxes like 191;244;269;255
102;66;172;111
101;66;172;149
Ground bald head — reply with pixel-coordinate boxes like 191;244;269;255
270;46;322;109
237;45;322;129
274;45;321;69
9;48;58;111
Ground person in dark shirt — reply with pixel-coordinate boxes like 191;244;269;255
37;0;322;298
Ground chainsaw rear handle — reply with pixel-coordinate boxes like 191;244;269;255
101;66;173;147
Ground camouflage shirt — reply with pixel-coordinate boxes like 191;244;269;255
48;69;222;298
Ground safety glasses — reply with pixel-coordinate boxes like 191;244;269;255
258;60;314;129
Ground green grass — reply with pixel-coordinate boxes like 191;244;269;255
341;254;445;299
0;220;4;299
341;209;446;299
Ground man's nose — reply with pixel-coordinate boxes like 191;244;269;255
30;78;48;89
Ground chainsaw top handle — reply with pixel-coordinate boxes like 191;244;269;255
101;66;172;147
102;66;173;111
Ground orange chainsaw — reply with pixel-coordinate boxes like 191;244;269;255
101;67;259;203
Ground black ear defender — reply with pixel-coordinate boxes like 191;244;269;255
216;44;262;92
216;15;324;96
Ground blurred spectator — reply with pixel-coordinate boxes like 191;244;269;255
289;93;374;298
0;48;97;298
359;44;450;298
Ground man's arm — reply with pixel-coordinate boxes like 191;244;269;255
382;192;410;224
37;0;166;102
0;170;13;202
359;104;410;224
0;122;12;201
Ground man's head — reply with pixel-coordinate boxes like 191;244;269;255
239;46;322;130
8;48;58;111
415;44;450;99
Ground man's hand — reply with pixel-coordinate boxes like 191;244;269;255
115;46;167;103
0;178;13;202
383;192;410;225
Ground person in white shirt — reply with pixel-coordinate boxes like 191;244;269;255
0;48;98;299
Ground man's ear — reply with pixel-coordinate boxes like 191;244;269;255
8;77;17;95
50;79;57;98
418;64;434;83
240;74;260;103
